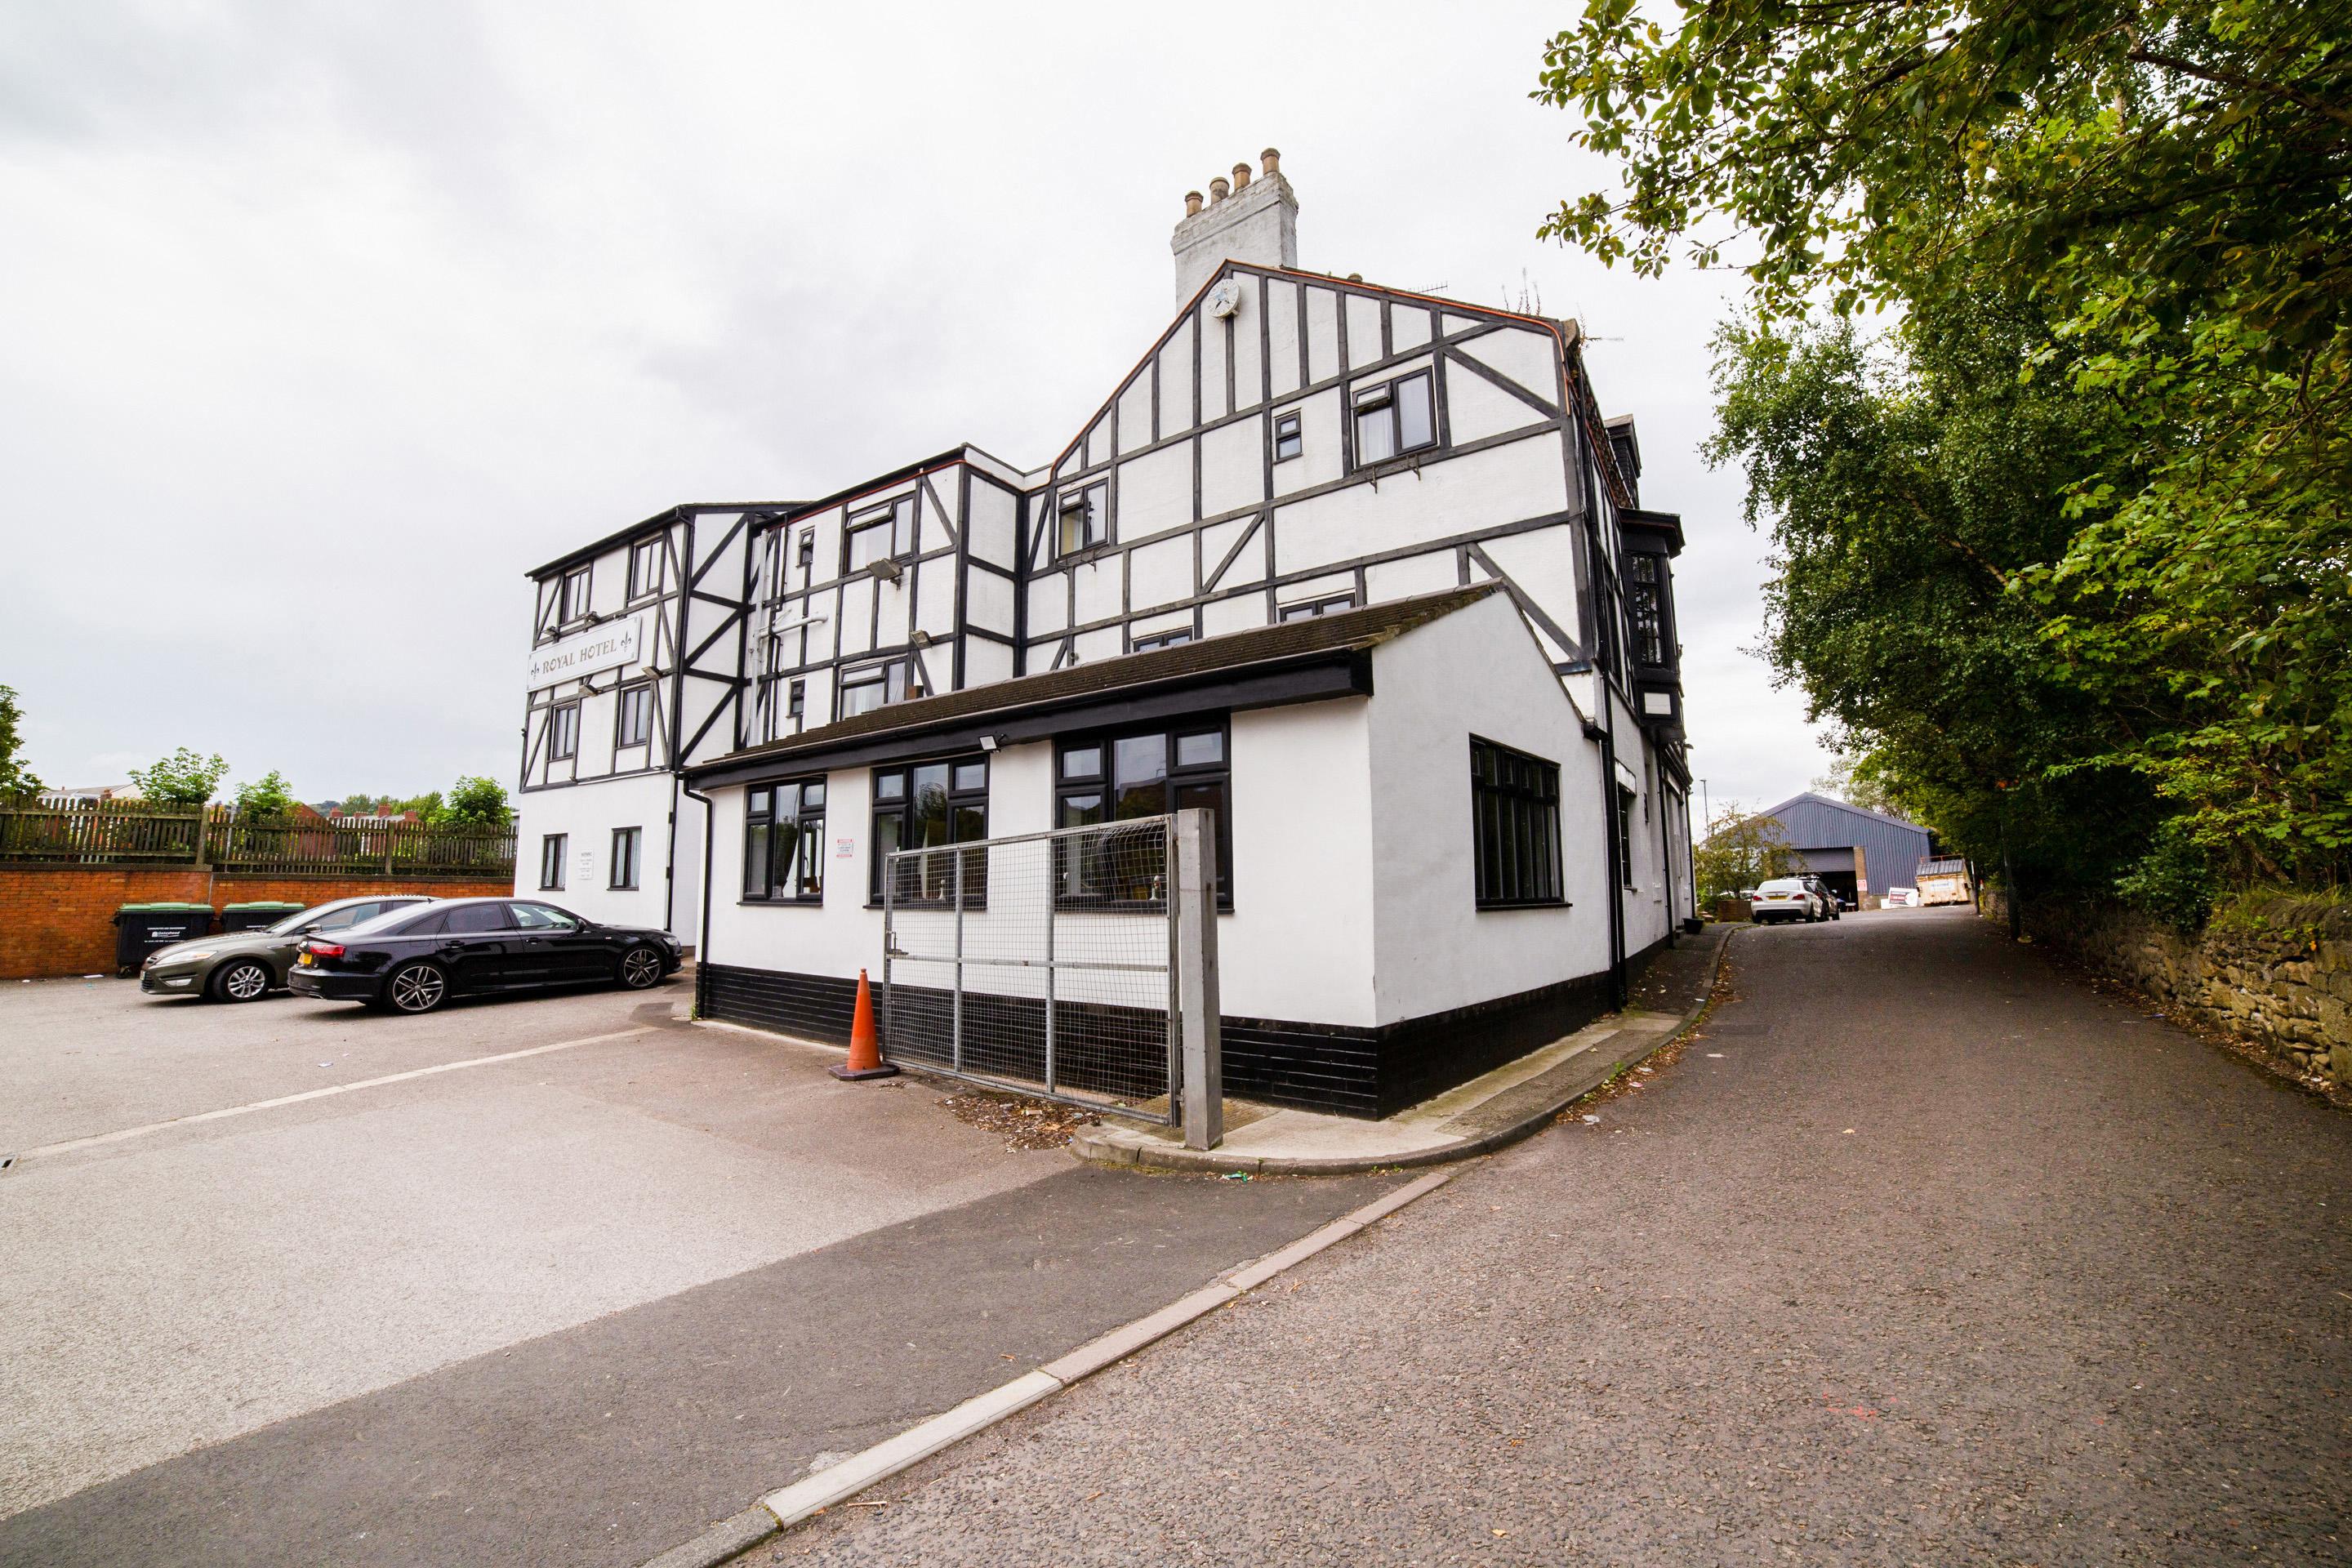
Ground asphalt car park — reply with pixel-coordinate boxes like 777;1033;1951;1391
0;968;1398;1568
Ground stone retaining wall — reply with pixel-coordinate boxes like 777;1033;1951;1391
1984;889;2352;1082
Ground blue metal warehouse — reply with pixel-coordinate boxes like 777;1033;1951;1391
1758;791;1933;906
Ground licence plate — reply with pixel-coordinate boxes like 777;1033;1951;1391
297;953;312;966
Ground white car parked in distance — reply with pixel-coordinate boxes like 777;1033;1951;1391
1750;876;1829;924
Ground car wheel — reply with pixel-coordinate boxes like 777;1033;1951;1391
212;959;271;1002
617;945;666;990
385;960;449;1014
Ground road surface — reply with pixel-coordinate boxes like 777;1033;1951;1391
768;908;2352;1566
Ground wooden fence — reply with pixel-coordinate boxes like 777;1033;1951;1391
0;803;515;875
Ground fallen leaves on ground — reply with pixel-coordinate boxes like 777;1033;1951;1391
941;1089;1101;1150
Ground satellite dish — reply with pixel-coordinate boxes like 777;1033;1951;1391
1207;278;1245;318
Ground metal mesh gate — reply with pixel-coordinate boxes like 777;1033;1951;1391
881;812;1215;1132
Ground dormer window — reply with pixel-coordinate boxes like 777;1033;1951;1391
845;497;915;572
1056;482;1107;558
1352;372;1435;466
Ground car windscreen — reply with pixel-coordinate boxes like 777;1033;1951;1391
265;906;323;935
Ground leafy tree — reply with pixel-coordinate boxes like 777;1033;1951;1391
1708;301;2163;898
232;770;299;822
1537;0;2352;895
0;684;40;800
1695;800;1797;903
440;775;513;830
1809;750;1903;819
130;748;229;807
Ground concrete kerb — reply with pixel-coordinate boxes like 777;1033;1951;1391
635;1168;1456;1568
1071;925;1743;1176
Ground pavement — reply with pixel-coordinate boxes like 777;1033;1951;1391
754;906;2352;1566
0;976;1400;1567
1071;924;1731;1173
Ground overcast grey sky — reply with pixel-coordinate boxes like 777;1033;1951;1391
0;0;1830;813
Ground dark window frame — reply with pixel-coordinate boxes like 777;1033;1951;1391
1625;550;1671;670
1130;627;1194;653
559;564;592;623
539;833;568;892
869;755;990;907
1053;479;1109;559
615;683;654;749
1278;593;1356;622
1053;719;1232;911
1617;784;1637;888
1350;369;1437;469
1272;409;1303;463
795;528;815;582
549;702;580;761
843;497;916;574
786;679;805;724
742;778;827;905
609;826;642;889
836;657;917;720
626;537;660;602
1470;737;1566;910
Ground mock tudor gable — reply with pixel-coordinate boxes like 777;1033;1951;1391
512;154;1698;1115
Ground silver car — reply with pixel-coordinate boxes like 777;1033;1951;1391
140;895;437;1002
1749;876;1827;924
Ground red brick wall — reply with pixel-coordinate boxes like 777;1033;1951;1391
0;868;514;979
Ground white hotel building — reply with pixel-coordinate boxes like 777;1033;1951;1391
514;152;1695;1117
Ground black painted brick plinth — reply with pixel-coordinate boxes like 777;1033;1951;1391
698;960;1619;1120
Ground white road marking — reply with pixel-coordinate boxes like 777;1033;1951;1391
15;1027;658;1163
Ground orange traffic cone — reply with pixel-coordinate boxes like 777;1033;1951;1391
831;969;898;1080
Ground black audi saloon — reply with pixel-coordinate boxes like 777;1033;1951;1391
286;897;683;1013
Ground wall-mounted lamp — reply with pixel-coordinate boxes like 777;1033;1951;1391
979;734;1003;753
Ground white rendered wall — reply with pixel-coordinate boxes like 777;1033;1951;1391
1223;700;1377;1027
700;706;1378;1029
512;771;680;935
1365;592;1614;1024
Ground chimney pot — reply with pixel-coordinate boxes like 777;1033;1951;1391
1171;152;1298;306
1261;147;1281;176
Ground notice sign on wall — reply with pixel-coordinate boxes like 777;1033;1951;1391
835;836;855;860
528;615;644;689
